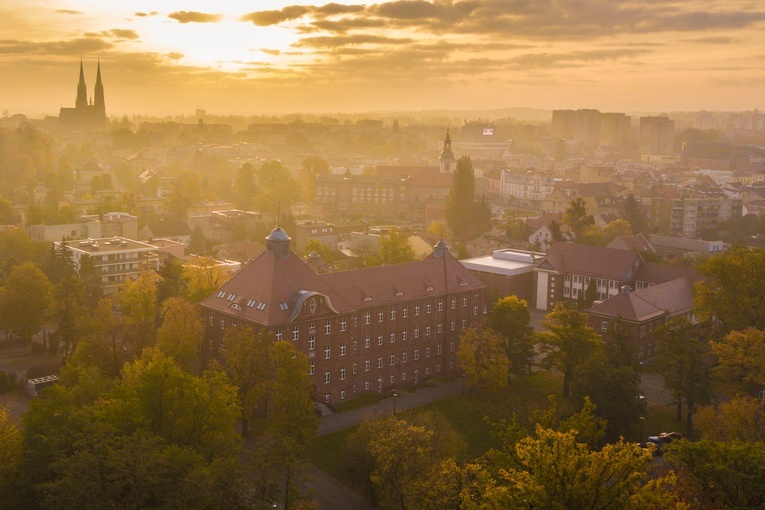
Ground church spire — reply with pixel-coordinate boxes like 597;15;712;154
76;58;88;109
94;57;105;114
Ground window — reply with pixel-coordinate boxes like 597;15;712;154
450;342;455;352
390;332;395;343
220;319;225;330
474;305;479;316
340;390;346;400
601;321;608;332
353;383;357;393
208;314;213;326
309;361;315;375
340;367;346;380
390;374;395;384
353;362;358;374
450;320;456;331
402;352;408;363
414;349;420;360
365;335;371;348
437;322;443;334
292;326;299;341
463;296;468;307
309;322;316;331
414;327;420;339
378;334;383;346
340;343;346;356
415;305;420;316
275;329;283;341
324;371;330;384
462;319;467;329
365;360;370;371
365;312;371;324
378;310;384;322
403;306;408;318
451;298;456;309
640;325;646;338
390;354;396;366
426;347;431;358
208;338;213;350
325;321;332;335
402;372;407;381
365;380;370;390
437;364;442;373
438;300;443;312
353;339;357;351
425;367;430;375
426;302;432;314
340;318;347;332
426;325;431;336
309;336;316;350
324;346;331;359
390;308;396;320
402;329;408;341
377;357;383;369
437;345;442;355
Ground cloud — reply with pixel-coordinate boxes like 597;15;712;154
167;52;184;60
260;48;282;56
134;12;158;17
681;36;737;44
294;34;414;48
54;9;83;15
0;37;113;55
109;29;139;40
168;11;222;24
241;6;309;26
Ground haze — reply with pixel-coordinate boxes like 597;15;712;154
2;0;764;116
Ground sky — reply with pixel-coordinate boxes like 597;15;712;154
2;0;765;117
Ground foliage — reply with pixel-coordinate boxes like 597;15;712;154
562;197;594;241
620;194;648;234
255;160;300;213
302;238;336;262
0;261;51;341
119;270;158;354
155;297;203;371
656;317;713;436
457;328;510;391
666;439;765;509
709;327;765;396
487;296;534;376
445;156;476;243
0;406;22;493
70;298;124;378
183;256;232;303
378;230;417;265
45;275;88;354
538;302;602;397
300;155;329;201
695;247;765;333
695;395;765;443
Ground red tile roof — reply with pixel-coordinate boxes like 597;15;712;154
587;277;694;322
537;241;642;280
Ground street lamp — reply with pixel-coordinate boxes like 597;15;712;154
639;416;645;444
393;393;398;415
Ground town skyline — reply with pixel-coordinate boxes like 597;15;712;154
2;0;765;116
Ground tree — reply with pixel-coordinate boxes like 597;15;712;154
234;162;257;209
378;230;416;266
119;271;158;354
156;297;203;372
709;327;765;396
695;247;765;333
656;317;713;436
539;303;602;397
183;257;232;303
581;277;598;308
70;298;125;378
302;238;335;262
695;395;765;443
620;194;648;234
220;326;272;438
0;406;21;496
472;197;493;237
156;257;186;305
0;261;51;341
300;155;329;201
488;296;534;376
457;328;510;391
445;156;476;243
563;197;594;241
45;275;88;354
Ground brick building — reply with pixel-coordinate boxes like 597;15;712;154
201;227;486;404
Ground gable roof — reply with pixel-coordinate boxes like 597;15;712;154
535;241;642;280
586;277;694;322
607;233;657;254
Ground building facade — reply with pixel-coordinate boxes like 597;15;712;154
200;228;486;404
59;60;106;131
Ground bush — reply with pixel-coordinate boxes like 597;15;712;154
0;371;10;394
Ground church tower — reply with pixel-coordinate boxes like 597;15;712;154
93;59;105;118
439;128;456;173
75;59;88;109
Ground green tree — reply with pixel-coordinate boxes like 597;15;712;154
0;406;22;497
457;328;510;391
234;162;257;209
539;302;602;397
70;298;125;378
303;238;335;263
300;155;329;201
220;326;272;438
445;156;476;243
45;274;88;354
156;257;186;305
695;247;765;333
0;198;14;224
563;197;594;241
620;194;648;234
488;296;534;376
656;317;713;436
156;297;203;372
119;271;158;354
709;327;765;396
378;230;417;266
0;261;51;341
183;257;231;303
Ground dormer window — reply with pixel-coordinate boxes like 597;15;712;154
227;294;236;302
247;299;256;308
231;304;241;310
217;290;226;298
257;302;267;311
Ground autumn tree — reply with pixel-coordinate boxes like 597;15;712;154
563;197;594;241
378;230;417;266
0;261;51;342
457;328;510;391
0;406;21;499
156;297;203;372
656;317;713;436
45;274;88;354
445;156;476;243
539;302;602;397
487;296;534;376
695;395;765;443
709;327;765;396
70;298;125;378
183;256;232;303
119;270;158;354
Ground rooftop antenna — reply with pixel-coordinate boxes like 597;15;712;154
277;201;281;228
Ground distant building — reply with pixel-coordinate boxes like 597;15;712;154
648;194;742;238
460;249;546;304
201;229;486;403
296;220;337;253
439;129;456;173
500;170;555;207
639;116;675;159
59;60;106;131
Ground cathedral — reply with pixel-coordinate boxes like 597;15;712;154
59;60;106;131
